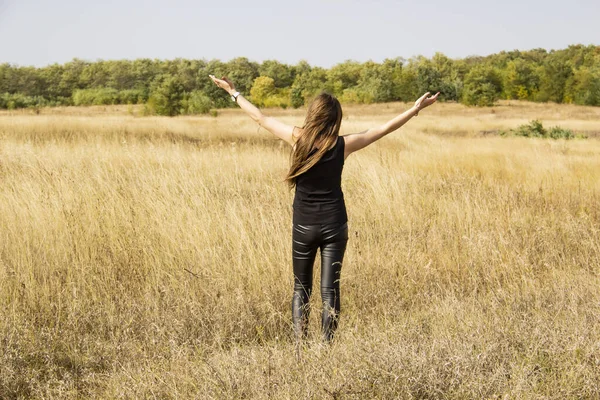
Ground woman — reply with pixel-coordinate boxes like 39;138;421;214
209;74;439;342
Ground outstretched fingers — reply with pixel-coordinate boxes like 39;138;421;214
209;75;235;93
424;92;440;107
419;92;431;102
222;77;234;87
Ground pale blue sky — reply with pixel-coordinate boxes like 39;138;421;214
1;0;598;68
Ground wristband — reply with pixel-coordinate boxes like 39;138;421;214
231;91;240;102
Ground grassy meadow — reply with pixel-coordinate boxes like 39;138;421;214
1;101;600;399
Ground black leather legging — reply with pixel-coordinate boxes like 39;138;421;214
292;221;348;342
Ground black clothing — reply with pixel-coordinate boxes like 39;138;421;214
292;221;348;342
290;134;349;342
292;135;348;225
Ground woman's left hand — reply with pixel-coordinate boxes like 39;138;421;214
209;75;236;95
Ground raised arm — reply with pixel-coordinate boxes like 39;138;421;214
343;92;439;159
209;75;295;146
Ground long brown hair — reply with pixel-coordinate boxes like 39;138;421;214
285;92;343;188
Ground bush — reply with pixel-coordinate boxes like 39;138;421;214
73;88;120;106
506;120;576;139
262;94;290;108
148;76;185;116
513;119;546;138
118;89;145;105
548;126;575;140
182;91;213;114
289;85;304;108
46;97;73;107
250;76;276;107
0;93;48;109
142;100;156;116
72;88;144;106
339;87;374;104
249;77;293;108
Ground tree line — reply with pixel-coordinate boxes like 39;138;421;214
0;44;599;115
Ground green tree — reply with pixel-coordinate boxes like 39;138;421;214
462;65;502;106
294;60;312;76
40;64;68;99
224;57;259;94
407;53;463;102
394;64;419;102
79;61;110;89
412;56;443;97
3;45;600;111
290;68;328;107
59;59;89;98
130;58;161;100
106;60;135;90
200;59;231;108
147;75;185;116
326;61;362;97
503;59;540;100
182;90;213;114
259;60;295;88
536;56;573;103
250;76;276;106
565;66;600;105
344;61;397;104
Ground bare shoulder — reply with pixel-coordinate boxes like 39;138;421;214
292;126;303;142
342;130;369;159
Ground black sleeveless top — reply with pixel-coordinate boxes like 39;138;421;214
292;135;348;225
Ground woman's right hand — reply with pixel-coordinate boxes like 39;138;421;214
209;75;236;95
414;92;440;114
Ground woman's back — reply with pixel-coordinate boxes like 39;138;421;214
293;135;347;225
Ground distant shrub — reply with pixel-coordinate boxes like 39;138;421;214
263;90;291;109
250;77;292;108
505;120;576;139
47;97;73;107
73;88;117;106
513;120;546;137
0;93;48;109
0;94;8;109
250;76;276;107
290;86;304;108
118;89;145;105
73;88;144;106
148;76;185;116
339;87;374;104
141;101;156;116
547;126;575;140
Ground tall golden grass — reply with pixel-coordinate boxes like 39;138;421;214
1;101;600;398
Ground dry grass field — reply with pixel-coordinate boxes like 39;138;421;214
1;101;600;399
